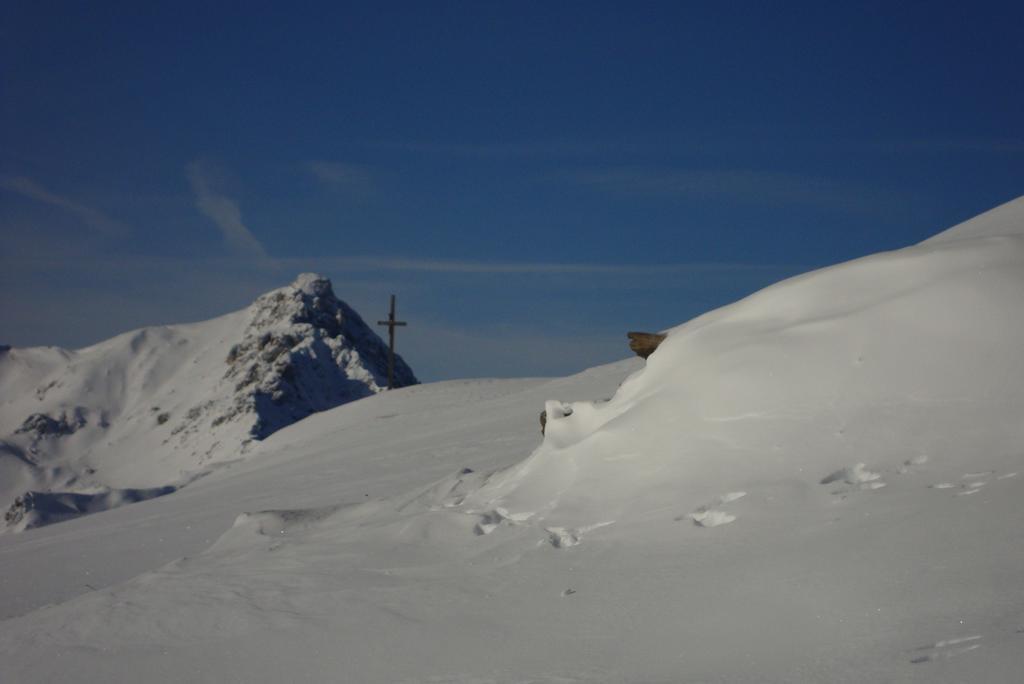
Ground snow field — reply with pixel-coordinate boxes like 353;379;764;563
3;197;1024;681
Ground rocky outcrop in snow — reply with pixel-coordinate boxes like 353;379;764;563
626;331;666;359
15;411;86;438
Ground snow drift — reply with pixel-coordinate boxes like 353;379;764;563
460;197;1024;531
0;274;416;530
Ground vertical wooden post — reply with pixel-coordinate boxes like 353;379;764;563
377;294;407;389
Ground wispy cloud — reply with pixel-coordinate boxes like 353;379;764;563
359;140;651;159
0;175;128;236
561;167;907;213
885;139;1024;155
307;161;373;194
185;161;267;259
274;255;789;276
0;247;799;378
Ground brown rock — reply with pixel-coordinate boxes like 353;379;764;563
627;332;667;360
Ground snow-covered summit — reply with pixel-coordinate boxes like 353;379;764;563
290;271;332;296
0;274;416;530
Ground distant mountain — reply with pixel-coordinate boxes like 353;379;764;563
0;274;416;531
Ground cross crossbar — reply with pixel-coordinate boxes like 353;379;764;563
377;294;407;389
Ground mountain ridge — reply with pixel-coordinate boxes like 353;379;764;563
0;273;416;531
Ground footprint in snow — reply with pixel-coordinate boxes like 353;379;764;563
929;481;986;495
543;521;614;548
930;470;1016;495
897;454;929;474
689;509;736;528
545;527;582;548
681;491;746;528
956;480;987;496
821;464;885;496
821;463;884;488
473;507;534;535
910;635;982;664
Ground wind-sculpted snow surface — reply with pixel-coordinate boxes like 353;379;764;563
458;201;1024;540
0;274;415;530
3;198;1024;682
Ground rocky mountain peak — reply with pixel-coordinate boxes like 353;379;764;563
247;273;345;332
212;274;417;439
291;272;333;297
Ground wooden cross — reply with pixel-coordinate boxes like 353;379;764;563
377;294;407;389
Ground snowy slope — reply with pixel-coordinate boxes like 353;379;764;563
924;194;1024;244
0;361;634;619
463;212;1024;532
2;197;1024;683
0;273;415;530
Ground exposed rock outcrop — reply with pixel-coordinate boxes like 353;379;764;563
627;331;667;360
15;411;85;438
177;273;417;440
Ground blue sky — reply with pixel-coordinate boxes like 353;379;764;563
2;2;1023;380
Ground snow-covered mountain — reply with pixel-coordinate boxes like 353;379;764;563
2;197;1024;683
0;273;416;530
